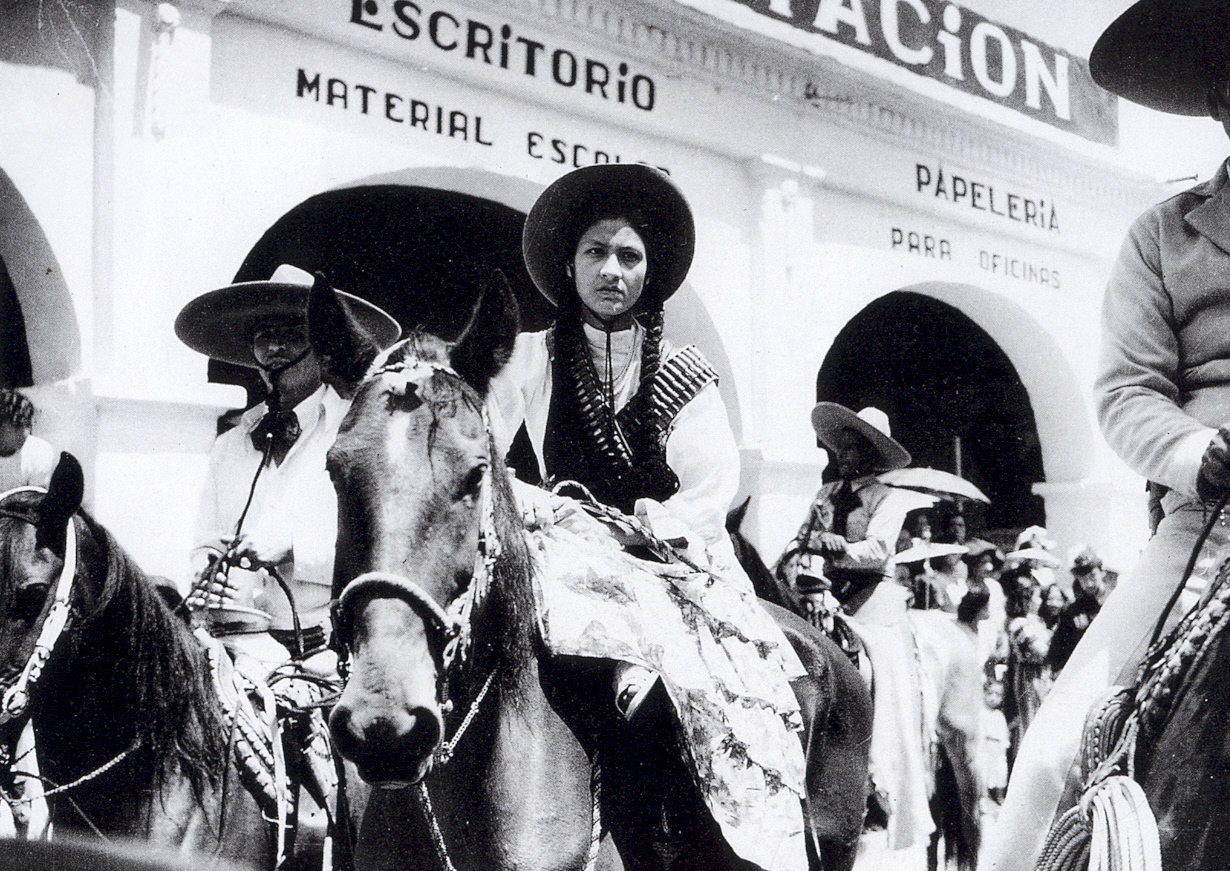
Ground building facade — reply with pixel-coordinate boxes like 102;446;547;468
3;0;1163;581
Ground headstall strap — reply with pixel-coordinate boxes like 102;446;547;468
0;510;77;724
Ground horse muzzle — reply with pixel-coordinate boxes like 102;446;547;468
329;678;444;785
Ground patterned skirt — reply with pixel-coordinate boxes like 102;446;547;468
528;522;809;871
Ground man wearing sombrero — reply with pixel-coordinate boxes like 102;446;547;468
987;2;1230;867
176;264;399;669
776;403;915;616
777;404;945;857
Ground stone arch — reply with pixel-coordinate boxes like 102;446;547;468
0;168;80;385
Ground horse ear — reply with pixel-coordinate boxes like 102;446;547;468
450;269;520;396
307;270;380;396
38;452;83;552
727;496;751;533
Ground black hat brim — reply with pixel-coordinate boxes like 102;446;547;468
522;164;695;307
175;282;401;368
1091;0;1230;115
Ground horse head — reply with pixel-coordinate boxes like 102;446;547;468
317;271;523;787
0;454;88;727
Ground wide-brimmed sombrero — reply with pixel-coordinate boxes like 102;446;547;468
1090;0;1230;115
811;403;911;472
522;164;695;307
175;264;401;368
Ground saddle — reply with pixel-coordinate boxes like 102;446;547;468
1034;567;1230;871
196;628;342;869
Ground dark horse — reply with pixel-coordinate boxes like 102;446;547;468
311;275;872;870
0;457;273;866
727;502;982;870
1039;551;1230;871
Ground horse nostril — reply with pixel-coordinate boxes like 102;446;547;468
329;700;444;783
405;706;442;758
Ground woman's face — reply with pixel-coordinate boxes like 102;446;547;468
572;218;647;327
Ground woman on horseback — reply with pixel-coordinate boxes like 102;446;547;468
489;163;744;581
487;164;815;871
987;2;1230;867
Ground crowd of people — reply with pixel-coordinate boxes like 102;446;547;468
895;509;1115;807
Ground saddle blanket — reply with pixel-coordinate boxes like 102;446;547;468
528;522;809;871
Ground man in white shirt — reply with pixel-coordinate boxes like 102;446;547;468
0;389;55;492
175;264;399;669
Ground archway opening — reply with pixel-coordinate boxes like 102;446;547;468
816;290;1044;535
216;183;550;475
0;257;33;388
215;184;548;392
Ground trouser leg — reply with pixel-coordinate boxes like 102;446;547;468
982;504;1227;871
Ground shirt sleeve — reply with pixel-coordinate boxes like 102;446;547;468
1095;213;1217;495
486;332;549;467
832;487;911;570
661;382;740;552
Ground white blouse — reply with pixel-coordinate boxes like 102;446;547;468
487;324;742;570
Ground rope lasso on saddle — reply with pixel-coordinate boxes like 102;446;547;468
1035;496;1230;871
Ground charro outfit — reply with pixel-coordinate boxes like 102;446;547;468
775;407;939;854
488;320;811;871
193;383;348;659
989;164;1230;870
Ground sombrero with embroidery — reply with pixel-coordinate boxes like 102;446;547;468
522;164;695;307
1090;0;1230;115
175;264;401;368
811;403;911;472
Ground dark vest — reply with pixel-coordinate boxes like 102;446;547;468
543;339;718;514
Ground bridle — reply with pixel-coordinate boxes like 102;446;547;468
0;487;78;726
330;358;502;723
329;353;606;871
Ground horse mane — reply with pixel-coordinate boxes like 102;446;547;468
46;504;227;801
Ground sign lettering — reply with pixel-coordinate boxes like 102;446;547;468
721;0;1116;144
348;0;657;112
914;162;1059;233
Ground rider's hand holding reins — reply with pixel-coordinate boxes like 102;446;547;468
1197;426;1230;502
185;531;293;611
817;532;848;556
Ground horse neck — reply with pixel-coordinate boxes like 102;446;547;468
32;525;222;826
429;655;599;871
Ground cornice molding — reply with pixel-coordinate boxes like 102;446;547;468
496;0;1159;209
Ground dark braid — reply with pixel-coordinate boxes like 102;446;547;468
542;290;679;512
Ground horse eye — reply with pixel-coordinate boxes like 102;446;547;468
10;582;49;622
456;465;488;503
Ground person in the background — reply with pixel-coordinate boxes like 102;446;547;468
776;404;916;621
986;6;1230;865
0;390;55;491
964;541;1007;670
1005;525;1060;591
1038;583;1069;632
979;678;1010;808
175;264;399;671
1001;568;1052;769
1046;548;1108;674
778;405;940;857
